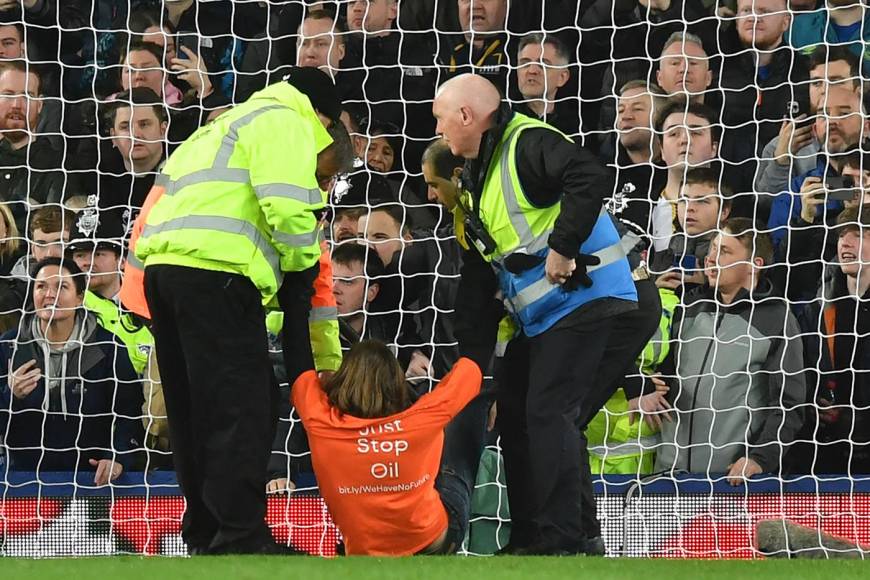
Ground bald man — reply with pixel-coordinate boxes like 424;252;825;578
433;75;654;555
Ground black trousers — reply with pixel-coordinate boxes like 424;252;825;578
498;281;661;548
144;265;279;552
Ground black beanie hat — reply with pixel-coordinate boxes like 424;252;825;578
283;66;342;124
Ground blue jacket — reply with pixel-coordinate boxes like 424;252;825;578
789;9;870;76
0;313;144;471
767;157;845;250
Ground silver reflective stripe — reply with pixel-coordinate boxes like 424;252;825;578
273;228;320;248
648;327;663;366
162;168;251;196
587;231;632;274
499;126;551;254
508;277;554;312
254;183;322;205
647;321;666;363
158;104;285;192
142;215;281;283
127;252;145;270
213;104;286;168
509;232;631;311
309;306;337;322
620;230;641;251
589;436;659;458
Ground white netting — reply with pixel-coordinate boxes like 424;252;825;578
0;0;868;559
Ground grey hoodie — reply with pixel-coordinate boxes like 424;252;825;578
29;310;98;416
654;279;806;475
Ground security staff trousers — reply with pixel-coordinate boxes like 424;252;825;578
497;280;661;551
145;265;279;554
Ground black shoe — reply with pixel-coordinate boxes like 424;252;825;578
208;539;304;556
255;542;305;556
494;542;526;556
582;536;606;556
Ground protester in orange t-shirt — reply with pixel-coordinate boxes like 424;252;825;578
293;341;486;555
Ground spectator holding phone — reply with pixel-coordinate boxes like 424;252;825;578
755;46;861;197
717;0;808;198
777;147;870;300
114;41;228;146
0;258;144;483
768;86;868;253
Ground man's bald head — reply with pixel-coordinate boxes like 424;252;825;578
433;74;501;158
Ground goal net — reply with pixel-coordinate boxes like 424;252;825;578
1;0;869;558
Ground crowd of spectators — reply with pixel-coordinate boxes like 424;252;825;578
0;0;867;489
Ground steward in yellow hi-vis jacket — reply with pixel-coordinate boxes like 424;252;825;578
132;68;352;555
586;288;680;476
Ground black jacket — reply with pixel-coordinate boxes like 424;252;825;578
340;32;437;173
0;312;145;471
796;267;870;472
717;43;810;196
513;101;581;139
604;143;668;240
68;142;164;236
438;34;513;97
371;229;462;375
773;209;840;303
0;138;64;231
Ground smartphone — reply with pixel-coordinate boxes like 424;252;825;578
176;32;200;57
788;100;815;130
825;175;856;201
794;115;816;131
11;341;43;374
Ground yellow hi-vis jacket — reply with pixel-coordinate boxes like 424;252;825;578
134;82;332;307
586;288;679;476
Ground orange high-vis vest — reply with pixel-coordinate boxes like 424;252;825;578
119;181;166;320
307;240;341;371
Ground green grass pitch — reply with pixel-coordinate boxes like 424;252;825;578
3;556;869;580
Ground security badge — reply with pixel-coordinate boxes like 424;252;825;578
76;207;99;237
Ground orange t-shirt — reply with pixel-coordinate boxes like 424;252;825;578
292;358;482;556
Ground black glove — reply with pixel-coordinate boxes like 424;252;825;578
562;253;601;291
503;252;544;274
277;264;319;385
503;251;601;290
